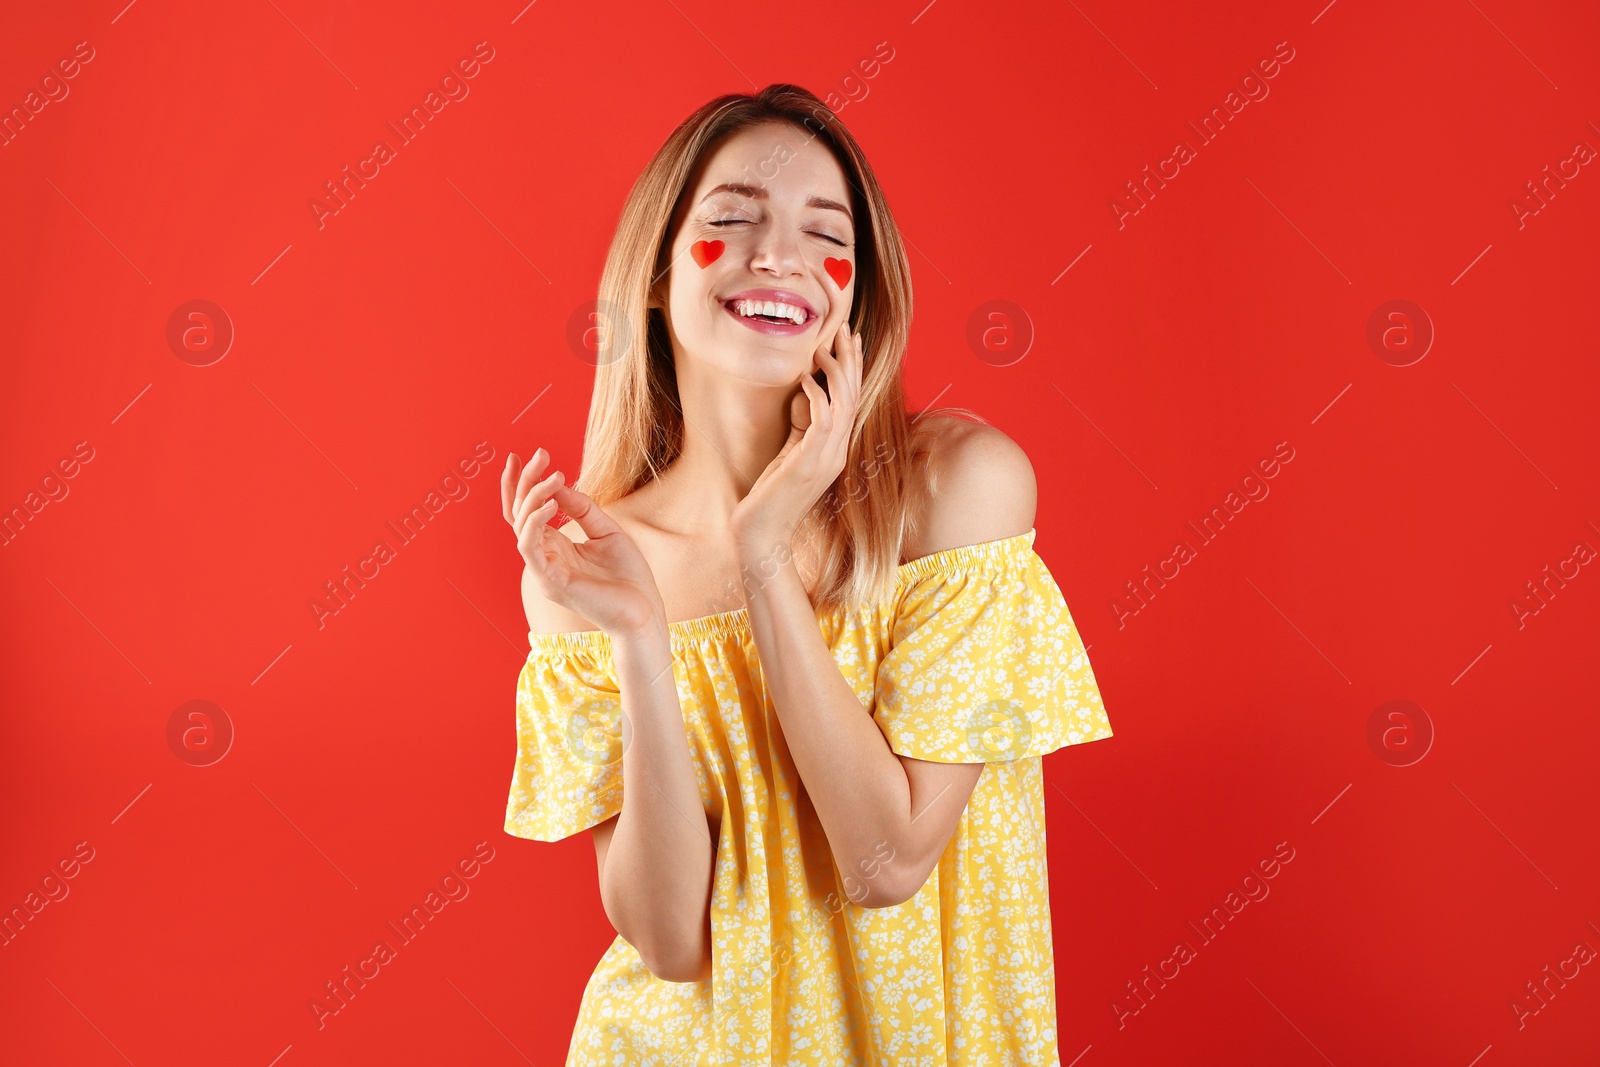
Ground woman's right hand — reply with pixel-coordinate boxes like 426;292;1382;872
502;447;666;637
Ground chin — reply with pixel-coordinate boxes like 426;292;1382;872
752;350;812;376
709;349;809;386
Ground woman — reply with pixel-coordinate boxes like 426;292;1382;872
500;83;1113;1066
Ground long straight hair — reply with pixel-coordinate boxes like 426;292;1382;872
574;83;983;615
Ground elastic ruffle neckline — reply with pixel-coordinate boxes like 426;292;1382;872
526;526;1038;655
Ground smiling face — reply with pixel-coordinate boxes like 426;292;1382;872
652;121;858;385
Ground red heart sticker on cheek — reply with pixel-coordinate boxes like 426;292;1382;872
824;257;852;290
691;240;724;268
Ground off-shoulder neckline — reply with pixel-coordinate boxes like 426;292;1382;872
526;526;1038;654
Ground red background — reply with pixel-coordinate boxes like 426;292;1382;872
3;1;1598;1063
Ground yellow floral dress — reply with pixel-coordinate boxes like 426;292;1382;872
504;528;1113;1066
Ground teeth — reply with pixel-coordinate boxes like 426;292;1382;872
732;299;807;325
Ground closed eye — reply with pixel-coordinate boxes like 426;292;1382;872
708;220;848;246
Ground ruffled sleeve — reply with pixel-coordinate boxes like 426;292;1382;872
504;634;624;842
872;531;1113;763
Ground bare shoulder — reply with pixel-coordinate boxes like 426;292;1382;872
905;416;1038;562
520;517;600;635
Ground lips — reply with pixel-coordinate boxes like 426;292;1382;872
720;289;818;337
720;288;818;324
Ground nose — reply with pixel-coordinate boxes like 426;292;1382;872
748;221;805;278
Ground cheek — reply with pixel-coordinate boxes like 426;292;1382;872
688;238;727;270
820;255;853;291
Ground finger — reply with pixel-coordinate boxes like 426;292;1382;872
799;368;832;434
815;318;847;365
501;453;519;523
514;467;565;528
815;341;851;426
513;447;552;515
815;337;848;389
512;470;563;531
549;482;626;541
786;382;812;442
825;320;858;382
515;496;560;548
820;335;858;456
512;447;544;524
818;320;845;373
515;499;560;563
517;503;566;574
853;329;865;381
819;373;853;460
849;330;865;411
806;326;844;388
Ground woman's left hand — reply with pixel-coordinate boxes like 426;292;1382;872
729;319;864;562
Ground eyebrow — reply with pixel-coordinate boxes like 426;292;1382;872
701;182;854;225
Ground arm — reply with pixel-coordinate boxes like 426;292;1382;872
506;454;715;980
745;561;980;910
740;424;1038;908
522;560;715;982
599;622;716;982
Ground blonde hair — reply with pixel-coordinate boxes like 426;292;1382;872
575;83;983;614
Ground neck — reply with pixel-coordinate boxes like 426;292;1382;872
649;365;796;537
